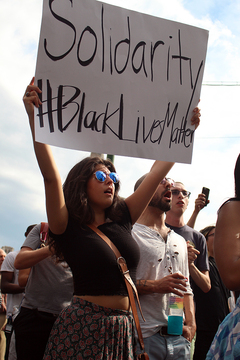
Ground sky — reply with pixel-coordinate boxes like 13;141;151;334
0;0;240;250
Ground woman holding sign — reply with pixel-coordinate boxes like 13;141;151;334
23;78;200;360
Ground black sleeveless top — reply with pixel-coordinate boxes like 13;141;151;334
49;202;140;296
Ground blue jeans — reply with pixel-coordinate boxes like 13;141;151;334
137;331;191;360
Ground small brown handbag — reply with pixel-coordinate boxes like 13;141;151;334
88;224;149;360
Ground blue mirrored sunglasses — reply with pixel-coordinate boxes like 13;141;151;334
94;170;119;184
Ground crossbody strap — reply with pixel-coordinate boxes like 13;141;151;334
87;224;146;351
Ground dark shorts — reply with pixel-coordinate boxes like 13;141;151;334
14;307;58;360
43;296;137;360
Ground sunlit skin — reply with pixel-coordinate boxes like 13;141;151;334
0;249;6;269
87;165;116;210
170;183;189;216
148;179;173;213
140;179;174;240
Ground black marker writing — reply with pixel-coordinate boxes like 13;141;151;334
36;79;196;149
43;2;198;87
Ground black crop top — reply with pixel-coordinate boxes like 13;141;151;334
49;202;140;296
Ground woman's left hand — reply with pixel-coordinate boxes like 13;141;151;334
23;77;42;120
191;106;201;129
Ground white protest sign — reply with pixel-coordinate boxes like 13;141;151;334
35;0;208;163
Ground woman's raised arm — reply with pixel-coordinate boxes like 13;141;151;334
23;78;68;234
125;106;201;224
125;160;174;224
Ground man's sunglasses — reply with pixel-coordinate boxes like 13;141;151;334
94;170;119;184
171;189;191;198
160;177;175;187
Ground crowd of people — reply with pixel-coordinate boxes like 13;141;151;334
0;77;239;360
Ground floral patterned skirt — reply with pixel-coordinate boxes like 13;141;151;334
43;296;137;360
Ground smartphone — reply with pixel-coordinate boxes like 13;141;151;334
202;187;210;206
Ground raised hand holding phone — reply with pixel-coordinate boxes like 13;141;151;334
202;187;210;207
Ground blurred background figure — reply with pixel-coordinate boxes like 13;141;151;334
14;223;73;360
206;153;240;360
0;225;36;360
193;225;231;360
0;249;7;360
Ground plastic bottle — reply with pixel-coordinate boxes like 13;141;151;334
5;315;13;334
167;294;184;335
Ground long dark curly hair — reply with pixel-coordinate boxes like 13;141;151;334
48;156;125;260
63;156;122;224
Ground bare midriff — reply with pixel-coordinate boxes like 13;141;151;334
74;295;131;311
